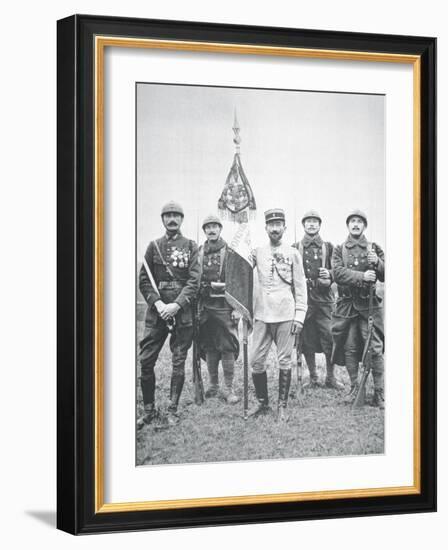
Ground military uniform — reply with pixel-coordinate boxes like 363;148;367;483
250;209;308;418
138;203;200;424
198;220;240;403
331;210;385;406
293;210;342;389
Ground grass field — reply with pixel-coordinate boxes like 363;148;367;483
136;316;384;467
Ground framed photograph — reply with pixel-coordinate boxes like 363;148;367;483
57;14;436;534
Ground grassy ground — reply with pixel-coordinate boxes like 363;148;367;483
136;316;384;466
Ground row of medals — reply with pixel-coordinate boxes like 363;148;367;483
169;248;189;268
307;248;361;266
270;254;291;274
206;253;220;268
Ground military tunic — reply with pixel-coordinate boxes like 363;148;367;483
250;243;307;373
293;234;334;356
331;234;385;366
139;231;200;386
198;238;239;358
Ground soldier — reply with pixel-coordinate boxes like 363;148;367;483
198;215;240;404
293;210;343;390
137;201;200;428
331;210;385;408
249;209;308;421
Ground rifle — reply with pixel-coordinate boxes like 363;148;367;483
352;245;376;409
142;257;175;332
294;331;305;406
192;299;205;405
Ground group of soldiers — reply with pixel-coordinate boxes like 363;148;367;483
137;201;385;429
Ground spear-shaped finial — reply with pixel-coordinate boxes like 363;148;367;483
232;109;241;153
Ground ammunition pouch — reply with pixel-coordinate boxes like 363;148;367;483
210;281;226;298
200;281;226;299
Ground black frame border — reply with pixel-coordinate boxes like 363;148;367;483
57;14;436;535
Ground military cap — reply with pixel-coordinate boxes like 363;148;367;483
301;210;322;224
264;208;285;223
202;214;223;230
161;201;184;217
346;209;368;227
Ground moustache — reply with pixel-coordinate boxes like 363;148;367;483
168;222;178;226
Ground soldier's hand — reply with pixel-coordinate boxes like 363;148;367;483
367;250;379;265
318;267;330;279
363;270;377;283
155;300;166;316
231;310;241;325
161;303;181;320
291;321;303;335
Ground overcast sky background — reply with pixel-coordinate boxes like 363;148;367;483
137;83;385;257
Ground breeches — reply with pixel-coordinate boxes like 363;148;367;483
344;317;383;359
250;320;294;373
139;316;193;379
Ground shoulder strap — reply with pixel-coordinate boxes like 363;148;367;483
218;246;226;280
274;264;292;286
321;242;327;268
153;239;175;279
341;243;349;267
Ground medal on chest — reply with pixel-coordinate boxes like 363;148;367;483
169;246;189;268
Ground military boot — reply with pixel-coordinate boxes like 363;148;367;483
137;404;157;430
137;370;157;430
205;351;219;398
325;359;344;391
372;389;385;409
167;373;185;426
372;356;385;410
247;372;270;417
343;352;359;404
222;353;240;404
304;353;320;388
277;369;292;423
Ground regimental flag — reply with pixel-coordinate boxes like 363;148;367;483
218;111;256;327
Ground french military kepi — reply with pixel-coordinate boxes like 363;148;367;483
161;201;184;217
202;214;223;230
301;210;322;224
264;208;285;223
346;209;368;227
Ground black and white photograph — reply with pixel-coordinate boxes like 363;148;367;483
135;82;386;466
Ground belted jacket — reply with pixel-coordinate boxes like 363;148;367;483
139;231;200;316
332;234;385;314
198;237;232;311
293;234;335;305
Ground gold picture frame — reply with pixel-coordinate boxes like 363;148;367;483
57;14;436;534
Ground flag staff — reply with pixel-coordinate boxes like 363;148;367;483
233;110;250;420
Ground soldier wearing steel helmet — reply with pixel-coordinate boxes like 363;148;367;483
137;201;200;428
198;214;240;404
331;209;385;408
293;210;343;390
